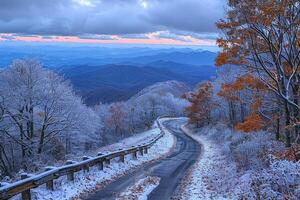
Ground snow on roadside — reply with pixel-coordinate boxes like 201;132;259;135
67;128;161;161
116;176;160;200
11;120;175;200
179;125;238;200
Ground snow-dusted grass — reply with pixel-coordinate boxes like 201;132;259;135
4;126;163;183
116;176;160;200
10;120;175;200
77;128;161;157
180;124;300;200
179;125;238;199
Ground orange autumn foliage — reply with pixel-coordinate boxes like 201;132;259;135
274;144;300;162
215;0;300;78
217;83;240;102
235;74;266;90
185;82;216;126
218;74;264;103
215;52;229;67
235;113;264;132
218;73;266;133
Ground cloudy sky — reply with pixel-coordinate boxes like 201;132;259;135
0;0;225;46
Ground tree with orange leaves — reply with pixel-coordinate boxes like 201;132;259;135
185;82;216;127
216;0;300;147
217;71;267;129
235;93;265;132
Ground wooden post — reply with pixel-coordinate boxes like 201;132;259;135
119;154;125;162
98;159;104;170
21;173;31;200
97;153;104;170
144;146;148;154
82;156;90;172
103;152;110;165
119;149;125;163
131;147;137;159
66;160;75;181
138;146;144;156
44;167;55;191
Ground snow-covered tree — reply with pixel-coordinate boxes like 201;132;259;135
0;59;100;176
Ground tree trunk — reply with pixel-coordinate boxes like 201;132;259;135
228;101;236;128
276;117;280;141
0;144;12;177
240;102;245;122
292;85;300;143
18;125;26;158
29;106;34;138
37;126;46;154
284;102;292;147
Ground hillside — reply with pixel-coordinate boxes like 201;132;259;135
130;80;190;101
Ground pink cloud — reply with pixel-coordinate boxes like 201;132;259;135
0;33;216;46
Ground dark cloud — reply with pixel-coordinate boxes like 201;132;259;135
0;0;225;38
145;0;224;33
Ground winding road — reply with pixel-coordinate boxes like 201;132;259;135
85;118;201;200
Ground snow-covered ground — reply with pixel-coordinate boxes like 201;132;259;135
179;125;238;199
86;128;161;155
179;124;300;200
116;176;160;200
10;119;175;200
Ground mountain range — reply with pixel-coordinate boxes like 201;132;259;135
0;44;218;104
0;44;217;67
62;61;216;105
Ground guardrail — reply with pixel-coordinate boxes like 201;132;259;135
0;118;167;200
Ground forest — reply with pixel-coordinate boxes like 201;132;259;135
0;59;187;179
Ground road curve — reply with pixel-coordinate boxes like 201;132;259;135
85;118;201;200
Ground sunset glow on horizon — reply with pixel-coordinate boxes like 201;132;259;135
0;33;216;46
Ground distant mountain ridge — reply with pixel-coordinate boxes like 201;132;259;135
123;50;216;66
62;62;216;105
0;44;217;67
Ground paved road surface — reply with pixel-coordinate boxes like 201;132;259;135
85;118;201;200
